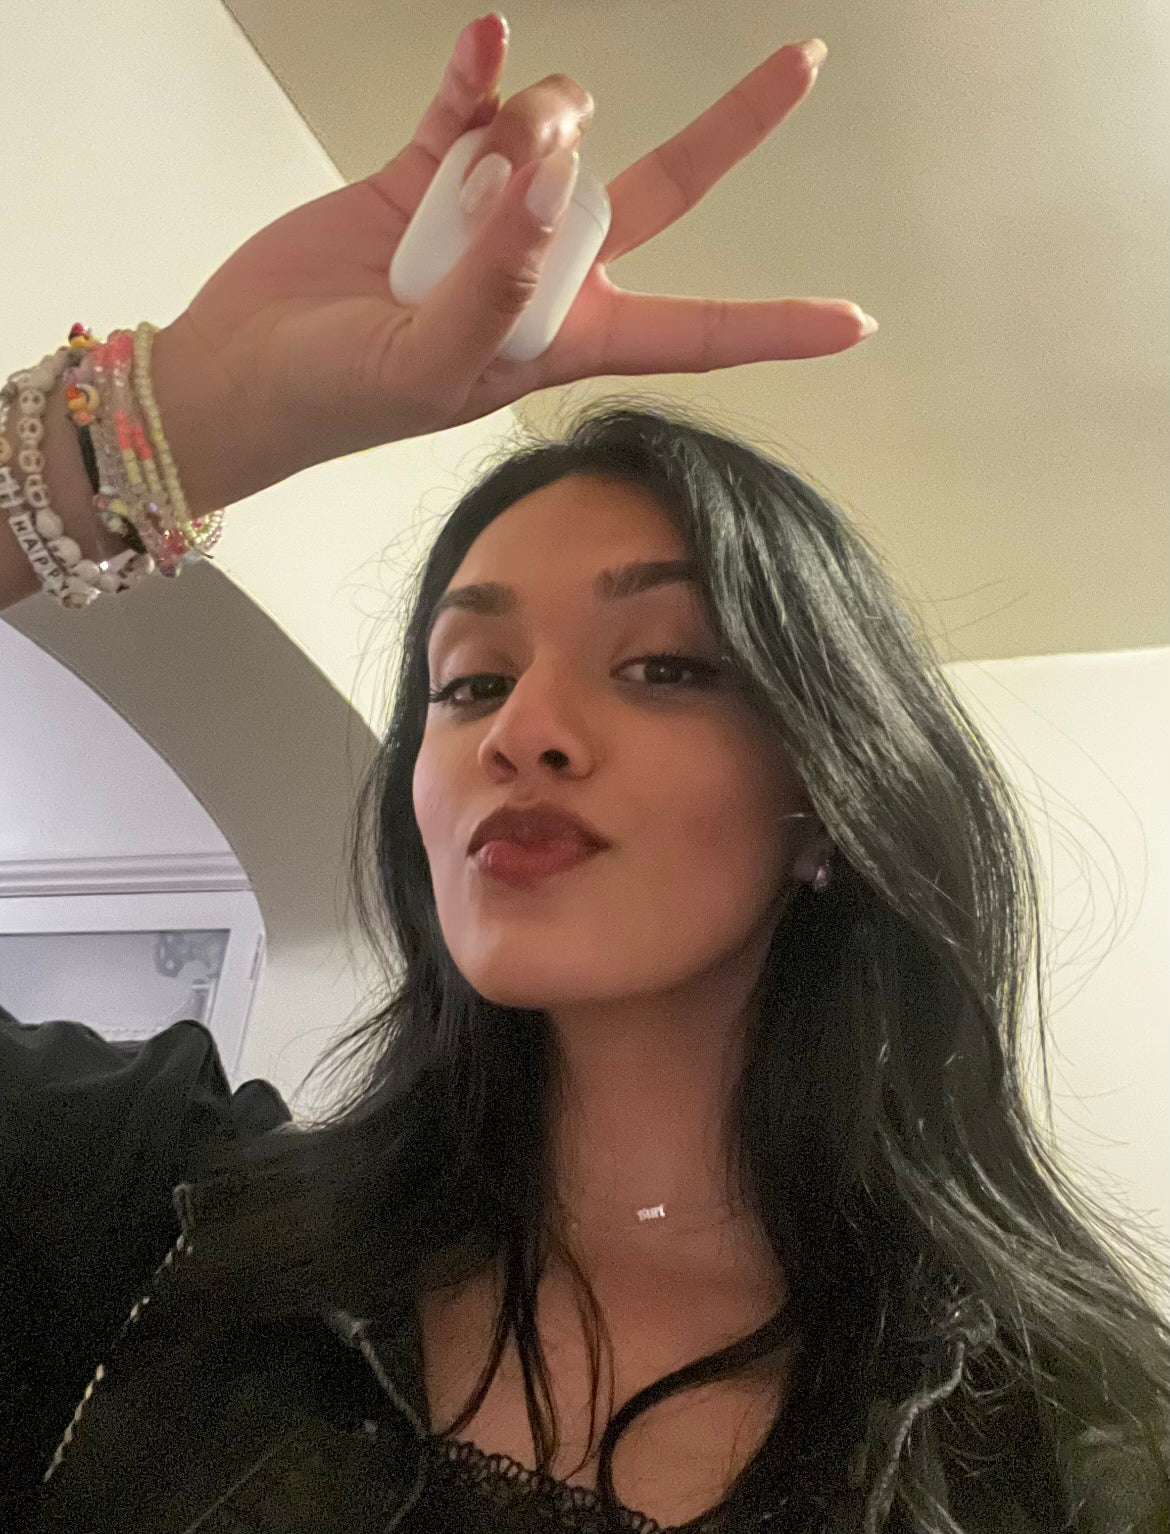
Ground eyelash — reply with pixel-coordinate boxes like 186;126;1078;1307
426;651;720;711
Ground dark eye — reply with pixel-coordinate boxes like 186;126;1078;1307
427;673;509;709
426;652;719;711
623;653;719;690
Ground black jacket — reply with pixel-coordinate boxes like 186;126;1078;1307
1;1008;1042;1533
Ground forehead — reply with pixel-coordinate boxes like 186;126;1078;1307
454;474;685;577
428;475;706;643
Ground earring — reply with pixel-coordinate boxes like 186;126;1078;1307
812;860;832;893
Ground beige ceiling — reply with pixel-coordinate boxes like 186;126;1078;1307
223;0;1168;664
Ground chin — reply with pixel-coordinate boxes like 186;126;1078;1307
455;954;598;1013
465;972;573;1011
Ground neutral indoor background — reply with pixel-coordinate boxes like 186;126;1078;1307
2;1;1167;1307
227;0;1170;664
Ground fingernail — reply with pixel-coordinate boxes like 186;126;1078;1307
859;312;880;338
800;38;828;74
453;19;481;74
460;12;508;69
526;145;579;227
459;151;513;217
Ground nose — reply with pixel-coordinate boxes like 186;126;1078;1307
475;664;590;776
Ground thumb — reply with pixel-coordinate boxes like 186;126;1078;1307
409;145;580;381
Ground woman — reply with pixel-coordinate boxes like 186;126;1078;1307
1;15;1167;1534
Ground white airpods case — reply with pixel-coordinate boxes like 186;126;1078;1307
389;125;611;363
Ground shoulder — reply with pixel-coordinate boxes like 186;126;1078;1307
0;1005;289;1183
2;1000;288;1153
0;1004;290;1517
0;1000;291;1282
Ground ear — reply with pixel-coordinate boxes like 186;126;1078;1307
791;826;834;885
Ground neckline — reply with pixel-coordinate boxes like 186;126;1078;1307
371;1303;733;1531
428;1431;728;1533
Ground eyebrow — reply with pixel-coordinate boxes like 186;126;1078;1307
425;560;700;644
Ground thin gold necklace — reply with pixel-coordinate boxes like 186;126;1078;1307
552;1198;752;1239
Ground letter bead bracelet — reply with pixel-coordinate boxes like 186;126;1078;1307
0;322;223;609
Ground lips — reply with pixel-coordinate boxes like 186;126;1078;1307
467;801;610;857
474;837;602;886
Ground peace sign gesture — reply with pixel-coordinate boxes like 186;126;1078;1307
162;16;876;514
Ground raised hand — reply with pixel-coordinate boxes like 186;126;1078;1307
157;16;875;514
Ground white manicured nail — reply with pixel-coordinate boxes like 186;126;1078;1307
459;152;512;218
526;146;578;227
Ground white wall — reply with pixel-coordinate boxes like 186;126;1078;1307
946;647;1170;1308
0;621;232;866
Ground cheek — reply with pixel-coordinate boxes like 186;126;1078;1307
653;730;789;890
412;738;454;858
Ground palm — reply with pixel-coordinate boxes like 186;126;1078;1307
187;172;615;421
178;27;867;469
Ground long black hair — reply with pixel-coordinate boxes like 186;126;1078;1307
183;399;1170;1531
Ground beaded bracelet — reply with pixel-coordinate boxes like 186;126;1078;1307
0;404;71;603
61;331;148;560
51;331;156;595
1;326;167;605
1;348;100;607
72;338;159;563
0;344;150;606
132;322;223;557
111;333;185;556
97;331;187;575
2;319;225;607
85;325;222;572
52;324;103;499
64;350;148;560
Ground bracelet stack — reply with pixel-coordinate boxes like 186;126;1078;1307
0;321;223;609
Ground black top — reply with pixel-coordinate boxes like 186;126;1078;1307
2;1007;1066;1533
0;1008;803;1533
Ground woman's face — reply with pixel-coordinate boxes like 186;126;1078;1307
413;473;817;1012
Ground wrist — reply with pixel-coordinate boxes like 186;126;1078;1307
148;316;240;521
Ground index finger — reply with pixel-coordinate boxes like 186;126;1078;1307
371;15;510;218
600;38;827;265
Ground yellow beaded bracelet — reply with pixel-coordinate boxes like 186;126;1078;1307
132;322;224;555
